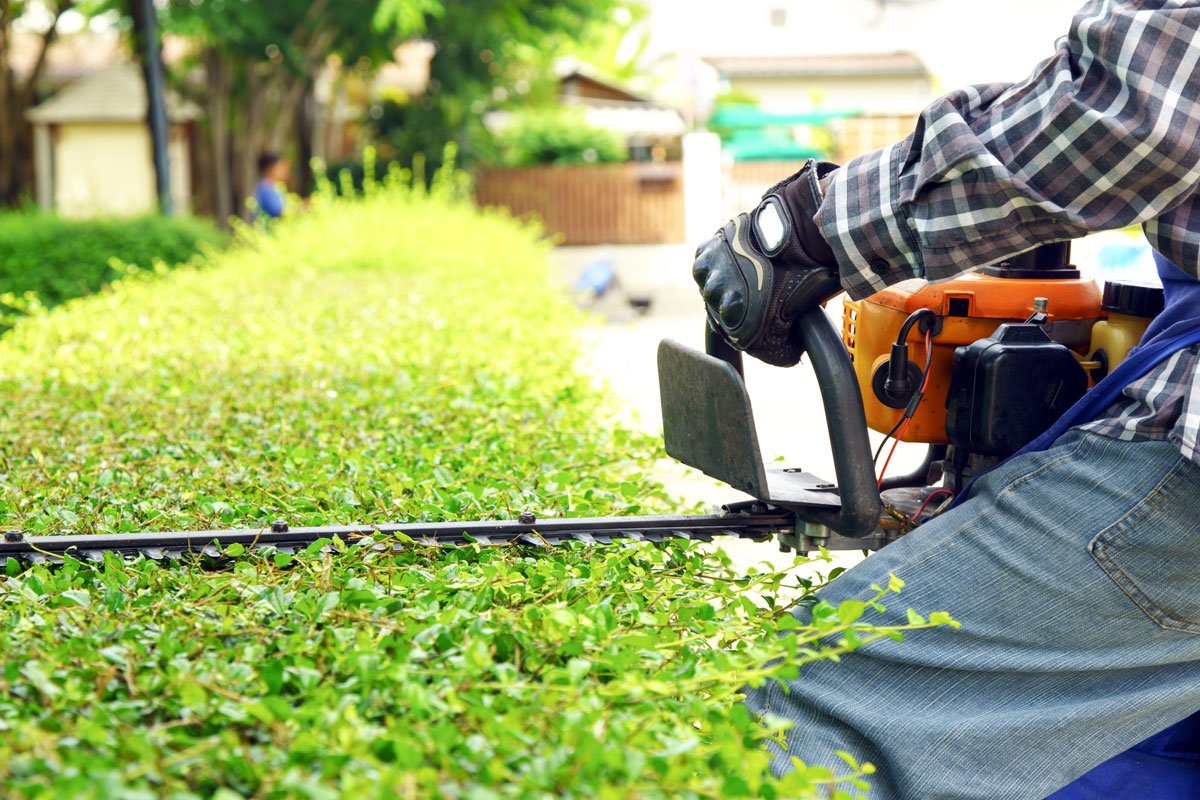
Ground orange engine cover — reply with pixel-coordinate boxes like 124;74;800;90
843;273;1103;443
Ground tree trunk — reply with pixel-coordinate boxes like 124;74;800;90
129;0;172;214
0;0;12;204
203;48;233;226
234;65;268;220
129;0;171;212
294;78;315;196
0;2;68;207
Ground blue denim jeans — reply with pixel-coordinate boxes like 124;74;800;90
743;429;1200;799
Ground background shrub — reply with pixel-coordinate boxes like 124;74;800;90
495;108;628;166
0;212;224;311
0;175;947;798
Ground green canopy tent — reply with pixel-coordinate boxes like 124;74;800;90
709;104;859;161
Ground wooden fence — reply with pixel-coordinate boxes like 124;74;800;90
475;163;685;245
723;160;809;219
832;115;920;162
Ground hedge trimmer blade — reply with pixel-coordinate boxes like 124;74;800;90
0;509;796;564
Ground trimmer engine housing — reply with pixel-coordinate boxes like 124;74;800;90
843;251;1105;445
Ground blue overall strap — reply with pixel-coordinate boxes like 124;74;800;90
991;252;1200;800
1047;717;1200;800
1016;252;1200;458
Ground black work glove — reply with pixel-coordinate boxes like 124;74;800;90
692;159;841;367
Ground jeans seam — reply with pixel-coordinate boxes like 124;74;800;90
1089;456;1200;634
991;434;1094;502
896;437;1093;588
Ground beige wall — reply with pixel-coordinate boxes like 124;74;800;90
55;123;156;218
53;122;192;218
169;126;191;215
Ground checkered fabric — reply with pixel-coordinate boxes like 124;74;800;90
814;0;1200;464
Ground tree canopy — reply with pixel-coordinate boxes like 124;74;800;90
0;0;634;212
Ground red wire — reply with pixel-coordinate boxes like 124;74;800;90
876;330;935;489
912;488;955;522
877;421;910;489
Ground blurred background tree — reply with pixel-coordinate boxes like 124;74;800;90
160;0;433;221
0;0;635;214
0;0;82;206
365;0;628;177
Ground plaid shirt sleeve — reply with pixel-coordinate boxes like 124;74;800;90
815;0;1200;300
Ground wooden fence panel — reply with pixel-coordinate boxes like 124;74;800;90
832;115;920;162
723;160;808;219
475;163;685;245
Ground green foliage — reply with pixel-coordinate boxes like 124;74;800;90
0;539;950;798
496;109;628;166
366;0;629;171
0;168;954;796
0;213;224;324
0;168;617;536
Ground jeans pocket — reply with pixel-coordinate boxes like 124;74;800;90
1089;456;1200;634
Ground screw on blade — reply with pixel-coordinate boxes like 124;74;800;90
271;520;289;533
4;530;23;543
518;510;536;525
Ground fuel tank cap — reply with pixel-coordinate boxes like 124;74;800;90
1102;280;1165;318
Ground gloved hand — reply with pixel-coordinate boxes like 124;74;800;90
692;159;841;367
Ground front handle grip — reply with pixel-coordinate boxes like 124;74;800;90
702;310;880;538
705;321;743;378
796;310;880;537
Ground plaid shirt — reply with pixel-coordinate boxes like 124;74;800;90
815;0;1200;464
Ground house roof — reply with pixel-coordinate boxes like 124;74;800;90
552;63;685;138
704;51;929;79
559;71;649;105
27;63;200;124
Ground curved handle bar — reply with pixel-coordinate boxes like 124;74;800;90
705;310;881;538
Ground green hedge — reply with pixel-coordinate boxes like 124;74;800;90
0;212;224;311
0;174;948;798
495;108;628;166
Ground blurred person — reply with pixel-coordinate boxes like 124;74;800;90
692;1;1200;798
253;152;289;222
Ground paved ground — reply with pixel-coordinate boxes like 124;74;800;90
550;244;927;580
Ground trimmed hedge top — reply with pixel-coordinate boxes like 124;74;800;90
0;177;947;798
0;185;662;534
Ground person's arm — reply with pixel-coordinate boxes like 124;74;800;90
819;0;1200;300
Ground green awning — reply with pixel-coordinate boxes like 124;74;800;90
709;104;859;129
720;129;821;161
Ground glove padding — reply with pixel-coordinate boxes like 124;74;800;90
692;159;841;367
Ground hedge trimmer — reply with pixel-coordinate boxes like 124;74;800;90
1;244;1160;565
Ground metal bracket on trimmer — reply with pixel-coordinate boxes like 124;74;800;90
658;310;881;541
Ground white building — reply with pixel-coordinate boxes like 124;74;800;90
27;63;198;219
637;0;1091;122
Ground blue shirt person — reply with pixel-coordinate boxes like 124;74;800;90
253;152;288;222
